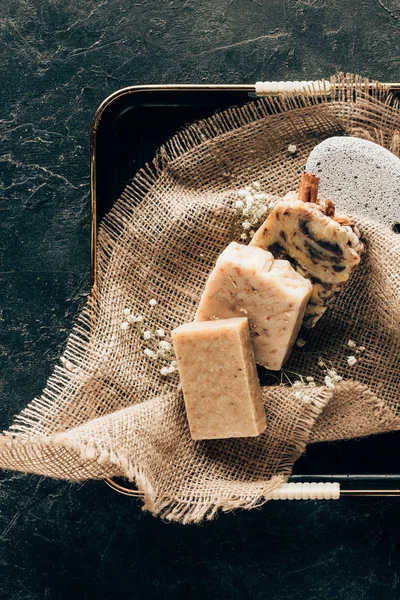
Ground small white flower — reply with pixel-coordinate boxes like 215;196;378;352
252;181;261;190
347;339;356;348
359;346;366;353
347;355;357;366
324;376;335;389
327;369;337;379
293;381;304;388
308;381;316;388
123;308;131;316
168;365;176;374
295;390;311;404
296;338;306;348
318;360;326;368
242;221;251;230
306;376;314;382
127;314;139;323
144;348;156;359
238;189;248;198
240;233;248;240
120;322;129;331
245;195;254;207
288;144;297;154
149;299;157;307
249;230;255;236
159;340;172;352
156;328;165;338
333;374;343;383
143;330;152;340
171;360;177;367
160;367;170;376
61;357;75;372
127;314;143;323
235;200;244;209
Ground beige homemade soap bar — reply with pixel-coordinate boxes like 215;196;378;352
172;317;266;440
195;242;312;370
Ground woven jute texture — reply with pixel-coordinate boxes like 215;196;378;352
1;74;399;522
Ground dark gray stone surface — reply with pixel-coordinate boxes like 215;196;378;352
1;0;400;598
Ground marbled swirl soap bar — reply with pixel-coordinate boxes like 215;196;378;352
250;175;364;328
195;243;312;370
172;318;266;440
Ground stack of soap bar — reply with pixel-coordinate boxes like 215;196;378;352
195;242;312;370
172;317;266;440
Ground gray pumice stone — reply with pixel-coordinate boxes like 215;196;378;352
305;136;400;231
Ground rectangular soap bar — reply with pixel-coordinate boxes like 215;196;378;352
195;242;312;370
172;317;266;440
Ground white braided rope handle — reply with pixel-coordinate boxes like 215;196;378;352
272;482;340;500
105;479;340;499
106;478;400;498
255;80;332;96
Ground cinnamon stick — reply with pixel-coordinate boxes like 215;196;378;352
298;172;320;203
324;199;335;218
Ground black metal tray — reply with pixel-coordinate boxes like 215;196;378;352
91;84;400;497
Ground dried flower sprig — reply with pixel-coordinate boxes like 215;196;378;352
280;336;367;400
231;183;274;242
119;305;177;379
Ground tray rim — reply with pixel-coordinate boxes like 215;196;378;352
90;81;400;283
90;82;400;498
90;84;255;283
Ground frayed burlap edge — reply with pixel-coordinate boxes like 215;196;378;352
2;387;331;523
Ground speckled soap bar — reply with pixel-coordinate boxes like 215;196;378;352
172;318;266;440
195;242;312;370
306;136;400;229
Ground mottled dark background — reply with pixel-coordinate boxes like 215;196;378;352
1;1;400;598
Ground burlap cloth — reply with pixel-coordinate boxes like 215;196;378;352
1;74;399;523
